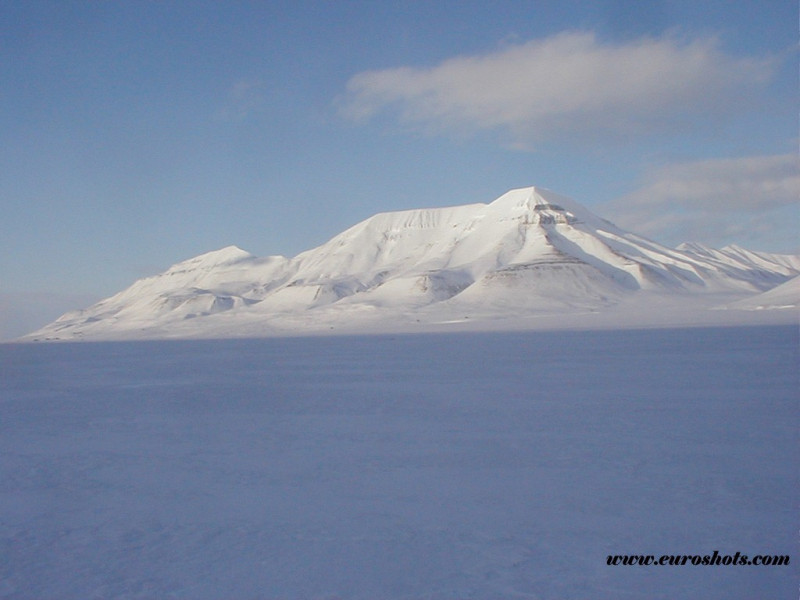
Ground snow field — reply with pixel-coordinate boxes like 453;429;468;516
0;326;797;598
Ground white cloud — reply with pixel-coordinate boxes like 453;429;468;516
602;154;800;250
340;31;775;144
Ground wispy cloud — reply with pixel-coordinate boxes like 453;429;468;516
339;31;775;145
602;154;800;249
217;79;266;122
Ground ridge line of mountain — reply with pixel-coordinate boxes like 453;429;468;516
21;186;800;341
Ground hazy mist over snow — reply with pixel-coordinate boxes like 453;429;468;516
0;292;100;341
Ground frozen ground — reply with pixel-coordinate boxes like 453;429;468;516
1;326;797;599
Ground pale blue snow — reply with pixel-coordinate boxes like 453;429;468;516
1;326;797;598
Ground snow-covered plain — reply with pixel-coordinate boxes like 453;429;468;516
1;325;797;598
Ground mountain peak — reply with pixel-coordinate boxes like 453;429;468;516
167;245;254;271
20;187;800;341
486;186;612;230
196;245;252;261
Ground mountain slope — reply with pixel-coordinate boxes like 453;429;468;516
23;187;800;340
722;275;800;311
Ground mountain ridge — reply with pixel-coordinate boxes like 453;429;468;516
22;186;800;341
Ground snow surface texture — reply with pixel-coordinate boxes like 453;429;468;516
21;187;799;341
1;326;797;598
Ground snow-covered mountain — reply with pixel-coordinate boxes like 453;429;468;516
23;187;800;341
721;275;800;311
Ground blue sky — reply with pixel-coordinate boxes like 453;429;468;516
1;0;798;338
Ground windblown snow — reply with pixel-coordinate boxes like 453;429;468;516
23;187;800;341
